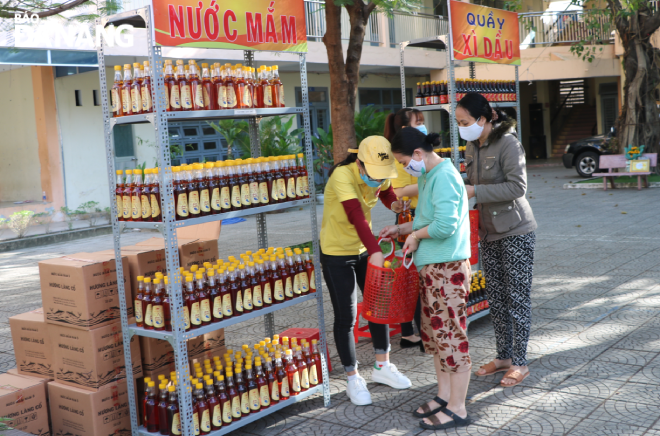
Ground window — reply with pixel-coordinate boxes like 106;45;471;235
54;66;99;78
169;121;230;163
114;125;135;157
74;90;82;106
93;90;100;106
358;88;412;113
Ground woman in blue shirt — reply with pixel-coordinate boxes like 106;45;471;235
380;127;472;430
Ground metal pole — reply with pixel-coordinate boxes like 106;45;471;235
469;61;475;80
515;65;522;141
400;42;408;108
446;0;460;170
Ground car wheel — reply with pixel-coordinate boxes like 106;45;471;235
576;151;599;178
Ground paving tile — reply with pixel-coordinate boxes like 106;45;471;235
315;399;390;428
526;390;602;417
359;409;426;436
610;382;660;406
466;403;525;429
498;409;580;435
587;400;658;428
613;328;660;351
417;425;495;436
277;419;374;436
593;348;658;367
565;418;648;436
235;408;308;436
572;359;640;382
554;376;627;399
470;385;548;409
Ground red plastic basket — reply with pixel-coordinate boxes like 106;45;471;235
362;238;419;325
469;210;480;265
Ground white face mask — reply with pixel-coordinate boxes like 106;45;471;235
404;154;426;177
458;117;484;142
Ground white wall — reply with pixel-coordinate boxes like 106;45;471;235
0;67;42;202
54;69;110;210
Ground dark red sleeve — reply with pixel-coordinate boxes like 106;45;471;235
378;185;398;210
341;199;381;255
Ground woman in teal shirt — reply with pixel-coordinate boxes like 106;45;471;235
380;127;472;430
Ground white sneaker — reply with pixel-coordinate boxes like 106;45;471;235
346;375;372;406
371;362;412;389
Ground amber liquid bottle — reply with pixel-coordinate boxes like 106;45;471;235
131;62;142;115
303;248;316;293
263;358;278;406
145;382;158;432
164;60;178;112
166;386;180;436
111;65;123;117
163;277;172;331
271;66;285;107
209;162;221;215
295;347;309;393
310;339;321;385
183;276;196;331
286;253;299;298
303;343;318;387
228;162;242;212
235;66;248;109
271;256;285;304
294;249;308;295
173;167;188;220
157;383;168;435
140;169;152;222
243;67;254;108
186;164;201;219
188;62;204;111
214;64;226;110
262;67;274;108
201;63;215;111
226;371;241;422
224;64;237;109
284;349;300;397
268;158;280;205
130;169;143;222
247;160;260;208
142;277;154;330
278;255;293;301
234;369;249;418
239;265;253;314
228;267;244;317
199;163;212;216
215;375;231;427
248;262;262;311
176;60;192;111
207;270;222;324
218;162;232;214
297;153;309;199
121;64;133;116
115;170;124;221
121;169;133;221
238;162;252;210
152;278;165;331
257;260;272;307
397;196;412;244
141;61;153;113
274;353;289;400
150;167;161;221
196;273;212;327
255;158;269;206
281;157;295;202
245;365;260;414
287;155;299;201
254;67;264;108
134;276;145;327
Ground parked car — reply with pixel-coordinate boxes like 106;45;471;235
563;128;615;177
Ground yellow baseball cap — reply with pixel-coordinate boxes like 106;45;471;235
347;136;397;180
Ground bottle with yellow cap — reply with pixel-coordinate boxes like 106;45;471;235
111;65;123;117
131;62;143;115
122;169;133;221
144;381;158;432
182;275;195;331
121;64;133;115
270;65;284;107
175;60;192;111
115;170;124;220
152;277;165;331
130;168;143;222
296;153;309;198
143;277;154;330
140;169;152;222
135;275;145;327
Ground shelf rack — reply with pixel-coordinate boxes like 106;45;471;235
96;6;330;436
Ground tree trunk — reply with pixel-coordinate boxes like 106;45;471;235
323;1;375;164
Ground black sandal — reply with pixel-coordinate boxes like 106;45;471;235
419;407;471;430
400;338;422;349
412;396;448;418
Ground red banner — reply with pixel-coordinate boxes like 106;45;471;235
449;0;521;65
153;0;307;52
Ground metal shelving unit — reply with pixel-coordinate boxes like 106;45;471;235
96;6;330;436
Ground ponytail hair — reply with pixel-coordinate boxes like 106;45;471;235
327;152;358;178
391;127;441;156
383;108;423;142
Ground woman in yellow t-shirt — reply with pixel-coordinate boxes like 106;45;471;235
384;108;425;350
320;136;412;406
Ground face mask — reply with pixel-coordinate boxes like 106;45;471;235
404;156;426;178
458;117;484;142
360;173;382;188
415;124;428;135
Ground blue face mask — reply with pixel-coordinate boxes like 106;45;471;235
415;124;428;135
360;173;383;188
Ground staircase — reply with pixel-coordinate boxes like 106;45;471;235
551;104;597;157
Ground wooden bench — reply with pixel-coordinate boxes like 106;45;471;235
593;153;657;191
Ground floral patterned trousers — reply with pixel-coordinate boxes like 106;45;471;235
419;260;472;373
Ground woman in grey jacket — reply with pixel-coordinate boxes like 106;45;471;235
457;92;537;387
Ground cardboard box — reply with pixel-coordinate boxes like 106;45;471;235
39;252;133;330
194;330;226;363
9;309;54;380
139;336;202;379
48;380;133;436
51;322;142;391
0;373;50;436
135;236;219;270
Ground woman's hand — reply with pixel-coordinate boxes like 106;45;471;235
391;199;404;214
466;185;475;199
369;251;384;268
378;225;399;240
402;233;420;254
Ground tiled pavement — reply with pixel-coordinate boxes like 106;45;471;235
1;165;659;435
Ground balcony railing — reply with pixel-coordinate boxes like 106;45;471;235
304;0;448;47
518;10;613;47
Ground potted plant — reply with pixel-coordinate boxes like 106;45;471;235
311;126;334;204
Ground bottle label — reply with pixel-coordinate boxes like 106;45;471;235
279;86;285;106
226;87;237;108
249;389;260;411
131;87;142;113
213;296;223;319
259;182;269;204
433;95;439;105
277;179;287;200
122;88;131;114
299;272;309;293
274;280;285;301
231;186;242;208
285;277;293;298
302;176;309;196
195;85;205;108
141;86;152;112
249;182;260;204
301;368;310;389
240;392;250;414
115;195;122;218
310;271;316;290
280;377;289;397
211;188;221;211
263;282;272;304
287;178;296;199
425;96;432;105
243;287;253;310
191;302;202;325
231;396;241;418
171;412;181;435
189;191;200;215
241;184;251;206
309;364;319;385
183;306;191;329
263;86;273;107
270;381;280;401
221;186;231;209
271;181;279;203
152;305;164;328
212;404;222;427
122;196;131;218
141;195;151;219
253;285;263;307
218;85;227;108
144;303;153;326
181;84;193;109
222;294;233;317
170;84;181;109
291;371;301;393
134;300;143;323
260;385;270;406
111;89;120;113
200;409;211;431
296;177;305;197
415;97;422;106
222;401;232;423
293;274;301;295
150;194;160;218
242;87;252;107
193;411;200;435
177;193;189;217
235;290;244;312
200;189;211;212
131;196;141;219
200;298;212;322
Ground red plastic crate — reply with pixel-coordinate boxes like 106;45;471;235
469;210;480;265
278;327;332;377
